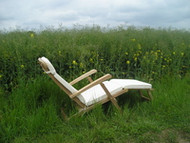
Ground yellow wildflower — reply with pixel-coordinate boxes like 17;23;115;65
79;63;84;68
72;60;78;65
89;58;93;63
0;75;2;78
137;44;141;49
130;38;136;42
134;57;137;61
100;59;104;61
20;65;24;68
173;52;176;55
126;60;130;65
138;51;142;54
181;52;184;56
125;52;128;55
30;33;34;38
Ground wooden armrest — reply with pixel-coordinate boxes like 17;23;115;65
70;74;112;98
70;69;97;85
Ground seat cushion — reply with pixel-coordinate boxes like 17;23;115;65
77;81;123;106
110;79;152;89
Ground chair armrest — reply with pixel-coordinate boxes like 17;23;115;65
70;74;112;98
70;69;97;85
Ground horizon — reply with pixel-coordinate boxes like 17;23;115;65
1;24;190;33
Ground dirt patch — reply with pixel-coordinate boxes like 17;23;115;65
157;129;190;143
177;131;190;143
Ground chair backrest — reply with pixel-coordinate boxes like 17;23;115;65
38;57;77;95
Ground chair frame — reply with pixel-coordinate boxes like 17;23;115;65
38;60;153;119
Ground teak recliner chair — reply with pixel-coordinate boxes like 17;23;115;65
38;57;153;118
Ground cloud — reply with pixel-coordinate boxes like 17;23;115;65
0;0;190;30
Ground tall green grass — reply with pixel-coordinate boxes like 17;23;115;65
0;26;190;142
0;74;189;143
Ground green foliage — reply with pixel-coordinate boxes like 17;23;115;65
0;26;190;90
0;26;190;142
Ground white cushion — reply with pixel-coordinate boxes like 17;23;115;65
38;57;56;75
54;73;77;94
38;57;77;94
77;81;123;106
110;79;152;89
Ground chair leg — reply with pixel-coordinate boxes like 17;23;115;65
111;98;122;114
147;90;153;100
100;83;122;114
139;90;151;101
68;104;97;119
62;108;86;120
61;107;68;120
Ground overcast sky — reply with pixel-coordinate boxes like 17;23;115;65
0;0;190;30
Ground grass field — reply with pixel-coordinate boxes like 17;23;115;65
0;26;190;142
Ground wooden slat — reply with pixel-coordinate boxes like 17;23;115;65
87;76;93;83
70;69;97;85
49;74;72;96
70;74;112;98
73;97;86;108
